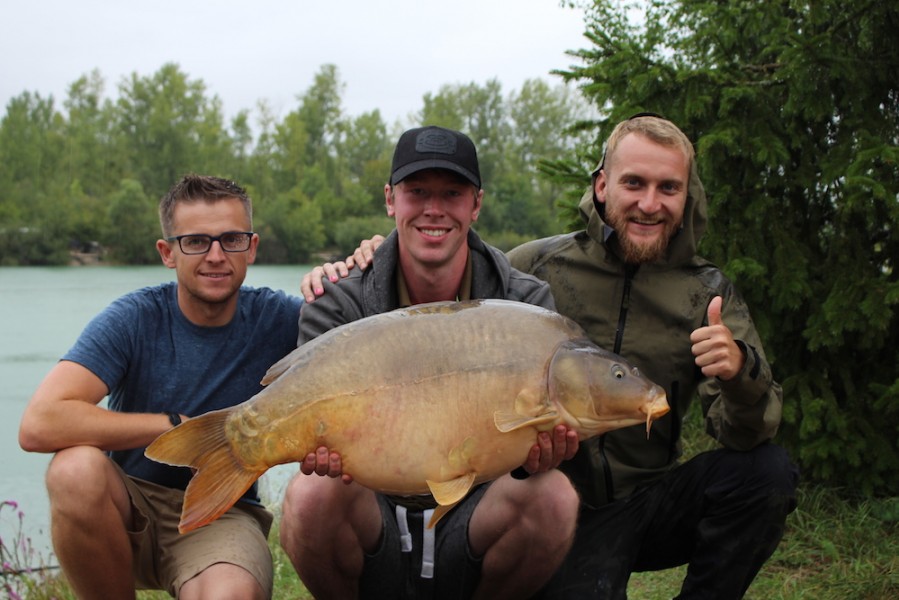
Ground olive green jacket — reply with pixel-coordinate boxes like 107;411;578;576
507;162;782;508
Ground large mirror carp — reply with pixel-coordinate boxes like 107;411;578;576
146;299;669;533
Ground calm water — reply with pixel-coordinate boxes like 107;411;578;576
0;264;310;564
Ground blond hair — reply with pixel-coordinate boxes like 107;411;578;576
603;116;695;171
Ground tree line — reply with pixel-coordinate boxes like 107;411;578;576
0;63;592;265
2;0;896;497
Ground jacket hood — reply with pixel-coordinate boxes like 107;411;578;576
577;156;708;266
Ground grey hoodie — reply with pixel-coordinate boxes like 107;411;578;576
299;228;555;344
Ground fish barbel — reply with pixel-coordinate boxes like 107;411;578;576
146;299;669;533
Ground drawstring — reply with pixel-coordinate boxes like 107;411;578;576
422;509;435;579
396;505;413;552
394;505;437;579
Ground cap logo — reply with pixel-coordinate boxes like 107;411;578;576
415;130;457;155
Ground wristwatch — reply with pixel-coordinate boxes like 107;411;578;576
167;412;182;428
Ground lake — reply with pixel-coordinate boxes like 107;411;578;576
0;264;311;566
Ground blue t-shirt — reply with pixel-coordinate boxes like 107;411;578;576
63;281;302;501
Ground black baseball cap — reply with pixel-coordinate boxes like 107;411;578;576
389;126;481;188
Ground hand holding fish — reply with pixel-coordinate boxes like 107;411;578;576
523;425;579;474
301;446;353;484
690;296;745;381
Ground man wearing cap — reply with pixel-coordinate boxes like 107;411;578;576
278;126;580;599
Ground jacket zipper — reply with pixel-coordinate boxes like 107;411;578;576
599;265;638;504
613;266;636;355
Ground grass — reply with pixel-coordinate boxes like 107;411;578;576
628;485;899;599
6;418;899;599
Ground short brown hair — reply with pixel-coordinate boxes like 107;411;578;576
159;174;252;238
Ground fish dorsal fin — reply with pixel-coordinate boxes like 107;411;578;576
259;346;304;386
426;472;476;507
494;409;559;433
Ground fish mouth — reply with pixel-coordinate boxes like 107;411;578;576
641;393;670;438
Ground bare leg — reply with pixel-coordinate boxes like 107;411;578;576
469;470;579;600
46;446;135;600
280;473;382;600
179;563;266;600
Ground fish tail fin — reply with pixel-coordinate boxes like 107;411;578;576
145;409;264;533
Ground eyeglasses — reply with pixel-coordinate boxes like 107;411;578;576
166;231;254;255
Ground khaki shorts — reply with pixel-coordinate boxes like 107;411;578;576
116;463;274;596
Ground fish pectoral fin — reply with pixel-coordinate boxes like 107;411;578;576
427;503;458;529
426;472;477;507
493;409;559;433
145;409;264;534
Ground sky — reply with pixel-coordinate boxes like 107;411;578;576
1;0;589;126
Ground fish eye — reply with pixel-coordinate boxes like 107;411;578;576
611;365;626;379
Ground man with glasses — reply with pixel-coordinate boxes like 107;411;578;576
19;174;302;599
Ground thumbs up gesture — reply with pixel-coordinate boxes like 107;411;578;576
690;296;744;381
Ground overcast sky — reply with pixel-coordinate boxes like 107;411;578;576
2;0;588;126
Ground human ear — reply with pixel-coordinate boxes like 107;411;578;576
384;184;396;217
157;239;176;269
594;170;608;203
471;189;484;221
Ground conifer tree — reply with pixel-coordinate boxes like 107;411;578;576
549;0;899;494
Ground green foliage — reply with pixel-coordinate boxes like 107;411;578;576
104;179;160;264
419;78;594;241
0;62;586;266
332;215;395;259
554;0;899;495
256;189;326;264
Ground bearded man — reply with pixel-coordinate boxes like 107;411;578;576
507;114;799;599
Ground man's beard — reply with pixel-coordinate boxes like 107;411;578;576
604;203;680;265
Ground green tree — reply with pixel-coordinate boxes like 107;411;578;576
0;92;65;217
419;79;587;242
0;91;70;264
256;188;325;263
334;110;392;217
115;63;227;199
104;179;160;264
229;109;255;184
296;64;344;167
61;70;121;199
553;0;899;494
